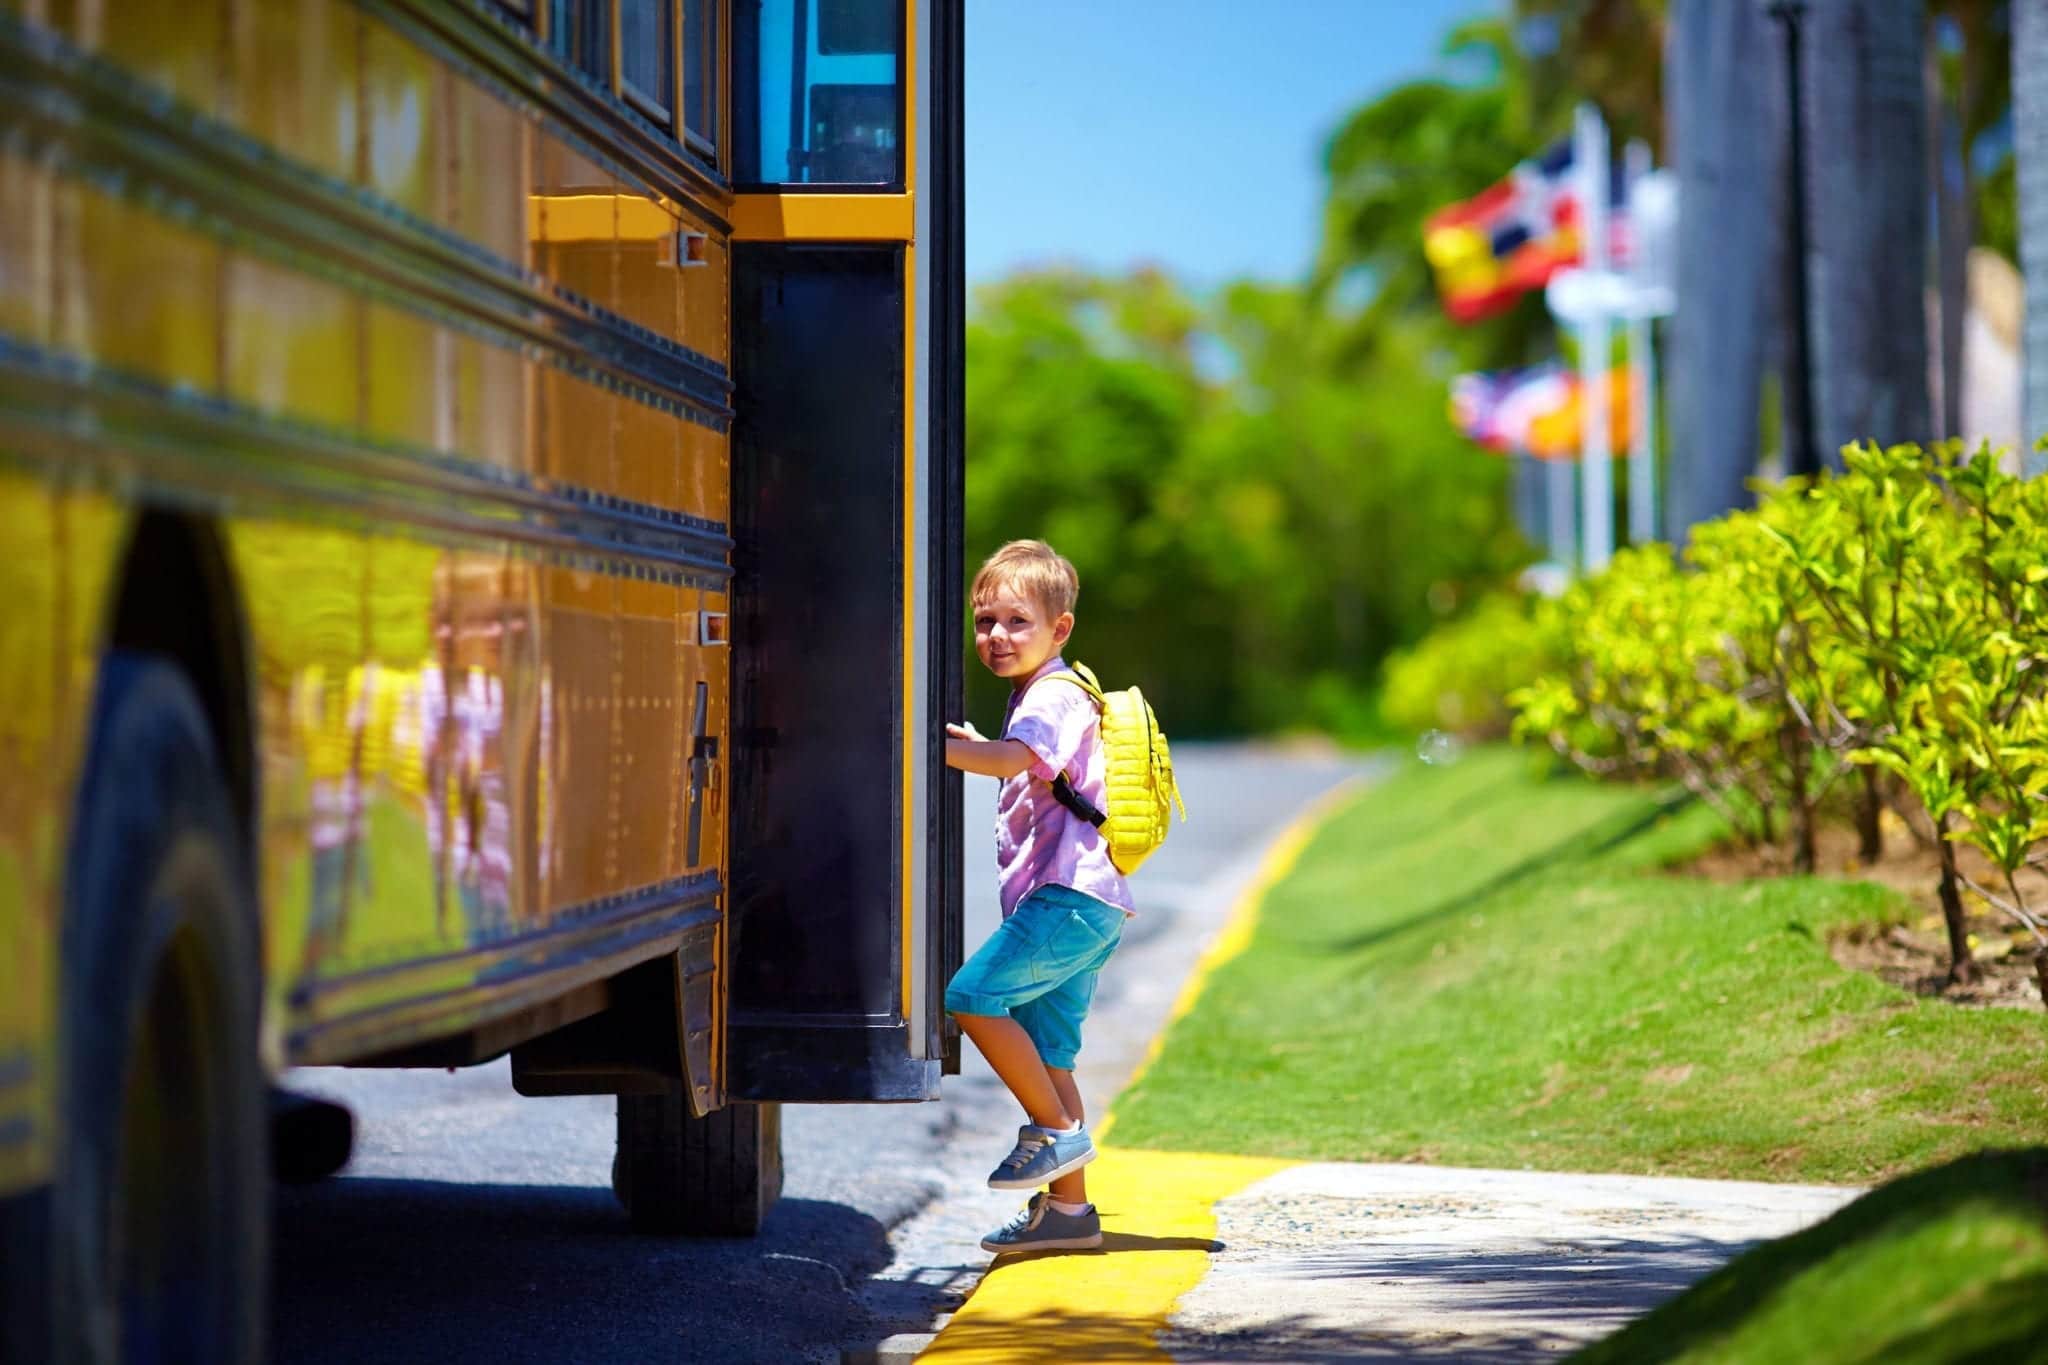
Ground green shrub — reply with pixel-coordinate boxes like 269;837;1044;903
1379;593;1557;739
1511;439;2048;989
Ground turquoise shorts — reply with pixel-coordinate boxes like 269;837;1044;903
945;884;1126;1071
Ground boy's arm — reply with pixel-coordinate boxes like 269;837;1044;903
945;731;1036;779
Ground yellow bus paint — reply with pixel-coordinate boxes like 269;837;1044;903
919;777;1367;1360
729;192;915;242
529;193;677;245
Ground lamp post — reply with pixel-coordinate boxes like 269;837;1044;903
1767;0;1820;478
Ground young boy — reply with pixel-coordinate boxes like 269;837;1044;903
944;539;1135;1255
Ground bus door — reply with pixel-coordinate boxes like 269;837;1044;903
724;0;963;1103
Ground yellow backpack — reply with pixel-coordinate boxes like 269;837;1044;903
1042;663;1188;876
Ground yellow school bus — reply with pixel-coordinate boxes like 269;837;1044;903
0;0;964;1357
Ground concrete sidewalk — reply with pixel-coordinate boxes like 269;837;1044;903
1164;1161;1859;1363
915;1147;1857;1363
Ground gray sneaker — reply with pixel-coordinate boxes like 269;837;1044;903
981;1192;1103;1254
987;1123;1095;1190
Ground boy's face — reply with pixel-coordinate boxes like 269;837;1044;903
972;583;1072;684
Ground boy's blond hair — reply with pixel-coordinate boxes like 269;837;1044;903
971;540;1079;620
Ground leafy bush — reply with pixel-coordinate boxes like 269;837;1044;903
1379;593;1558;739
1509;536;1817;852
1513;441;2048;992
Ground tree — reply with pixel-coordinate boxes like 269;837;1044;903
1664;0;1779;536
1927;0;2013;439
2017;0;2048;461
1316;19;1559;373
1515;0;1669;150
963;270;1524;739
1804;0;1933;460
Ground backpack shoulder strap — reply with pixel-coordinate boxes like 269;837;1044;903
1018;665;1107;827
1038;663;1105;706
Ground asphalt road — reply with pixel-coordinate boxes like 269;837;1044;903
273;743;1378;1364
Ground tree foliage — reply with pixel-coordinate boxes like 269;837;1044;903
964;270;1525;737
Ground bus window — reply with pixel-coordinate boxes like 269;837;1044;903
549;0;612;86
684;0;719;158
619;0;677;126
734;0;901;188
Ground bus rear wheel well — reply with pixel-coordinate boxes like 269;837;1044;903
108;508;256;840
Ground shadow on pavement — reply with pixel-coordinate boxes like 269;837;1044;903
1165;1321;1580;1363
989;1231;1225;1265
1270;1229;1750;1288
1165;1232;1759;1363
273;1178;895;1364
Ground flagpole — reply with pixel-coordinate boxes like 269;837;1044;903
1576;103;1614;571
1548;457;1576;568
1625;138;1659;543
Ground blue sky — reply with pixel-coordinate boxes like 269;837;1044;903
966;1;1496;287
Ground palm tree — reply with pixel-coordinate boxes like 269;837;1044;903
1928;0;2012;442
1515;0;1669;150
1664;0;1776;536
1803;0;1931;462
2017;0;2048;465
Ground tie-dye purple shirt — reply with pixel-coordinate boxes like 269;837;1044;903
994;657;1136;919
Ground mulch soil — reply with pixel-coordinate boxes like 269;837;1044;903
1678;814;2048;1012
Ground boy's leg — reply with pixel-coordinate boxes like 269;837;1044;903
1010;917;1119;1206
948;887;1120;1189
1046;1067;1088;1204
947;895;1079;1129
952;1012;1073;1130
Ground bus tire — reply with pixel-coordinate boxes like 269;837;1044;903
613;1093;782;1236
51;653;265;1364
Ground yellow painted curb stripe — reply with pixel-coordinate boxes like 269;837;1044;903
919;777;1367;1362
916;1148;1293;1363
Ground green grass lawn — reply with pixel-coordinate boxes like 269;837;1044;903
1573;1148;2048;1364
1108;747;2048;1184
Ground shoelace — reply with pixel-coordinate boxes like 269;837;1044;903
998;1133;1050;1171
997;1199;1045;1237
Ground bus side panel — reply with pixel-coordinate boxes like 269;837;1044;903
0;473;68;1197
1;0;742;1078
0;126;63;1202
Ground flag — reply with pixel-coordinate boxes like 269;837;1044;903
1425;143;1579;324
1450;365;1633;458
1424;145;1632;325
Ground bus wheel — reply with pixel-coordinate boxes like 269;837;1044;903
53;654;265;1364
613;1093;783;1236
